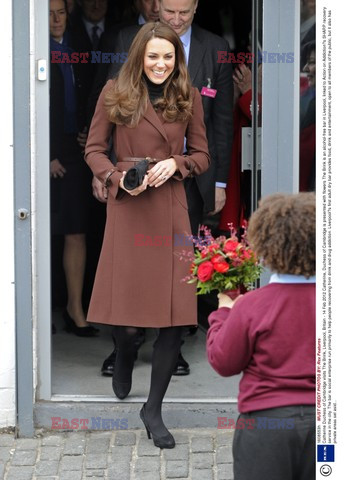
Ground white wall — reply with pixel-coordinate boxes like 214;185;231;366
0;0;16;428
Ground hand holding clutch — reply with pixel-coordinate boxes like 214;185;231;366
123;159;149;190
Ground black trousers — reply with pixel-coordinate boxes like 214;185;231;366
184;177;204;237
233;405;315;480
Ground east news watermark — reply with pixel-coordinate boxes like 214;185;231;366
51;50;294;65
217;417;296;429
217;51;294;64
51;417;128;430
51;51;128;64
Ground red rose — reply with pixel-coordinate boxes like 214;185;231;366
223;240;239;253
210;254;230;273
214;261;230;273
197;261;214;282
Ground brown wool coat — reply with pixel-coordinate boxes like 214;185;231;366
85;80;210;328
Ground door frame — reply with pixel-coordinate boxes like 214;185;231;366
13;0;35;437
261;0;300;196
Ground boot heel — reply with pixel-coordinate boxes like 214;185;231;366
140;406;151;438
139;404;175;449
145;426;151;440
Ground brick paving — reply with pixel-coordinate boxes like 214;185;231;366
0;429;234;480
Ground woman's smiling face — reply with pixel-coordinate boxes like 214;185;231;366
143;37;175;84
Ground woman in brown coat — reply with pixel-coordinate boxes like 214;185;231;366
85;21;210;448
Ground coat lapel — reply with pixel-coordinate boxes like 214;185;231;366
143;101;169;143
188;25;207;85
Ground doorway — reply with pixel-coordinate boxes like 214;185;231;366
48;0;246;404
30;0;304;429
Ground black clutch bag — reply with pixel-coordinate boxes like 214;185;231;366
123;159;149;190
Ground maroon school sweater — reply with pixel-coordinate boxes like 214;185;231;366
207;283;316;413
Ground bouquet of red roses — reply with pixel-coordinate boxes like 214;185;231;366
182;225;262;296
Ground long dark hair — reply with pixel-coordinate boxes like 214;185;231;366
104;21;193;127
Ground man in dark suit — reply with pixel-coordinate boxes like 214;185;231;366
68;0;123;128
67;0;123;309
95;0;233;376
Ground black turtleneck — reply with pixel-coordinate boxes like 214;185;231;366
143;74;168;103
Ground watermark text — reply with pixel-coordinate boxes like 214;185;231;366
217;417;295;429
217;51;294;64
51;51;128;64
51;417;128;430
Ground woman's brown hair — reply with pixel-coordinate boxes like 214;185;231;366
104;21;193;127
247;192;316;277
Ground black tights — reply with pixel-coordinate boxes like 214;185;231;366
113;326;143;384
113;325;183;436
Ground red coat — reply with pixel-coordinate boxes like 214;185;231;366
299;123;315;191
85;81;210;328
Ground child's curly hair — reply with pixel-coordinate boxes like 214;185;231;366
247;192;315;277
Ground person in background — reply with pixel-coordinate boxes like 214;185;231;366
49;0;99;336
69;0;122;129
218;58;262;233
300;0;315;49
135;0;160;23
207;192;316;480
85;21;210;448
67;0;123;313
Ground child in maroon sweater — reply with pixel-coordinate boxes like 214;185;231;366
207;192;316;480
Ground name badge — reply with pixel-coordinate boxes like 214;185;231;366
201;86;217;98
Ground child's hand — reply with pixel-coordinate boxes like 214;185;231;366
217;293;242;309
